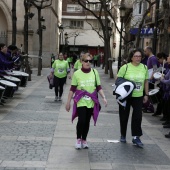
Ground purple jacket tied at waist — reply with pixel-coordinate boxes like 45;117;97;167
72;90;100;126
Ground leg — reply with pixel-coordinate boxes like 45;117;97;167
82;108;93;140
76;107;87;139
131;97;143;137
53;76;59;97
119;99;131;137
58;77;66;97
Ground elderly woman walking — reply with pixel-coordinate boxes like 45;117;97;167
65;53;107;149
117;48;149;148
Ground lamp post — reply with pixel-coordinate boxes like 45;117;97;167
37;15;46;75
58;25;64;52
24;0;35;81
64;32;68;55
152;0;160;54
117;4;126;71
74;33;78;53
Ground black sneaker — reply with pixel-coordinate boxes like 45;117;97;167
163;124;170;128
165;132;170;138
132;137;143;148
120;136;126;143
160;117;167;121
162;121;170;125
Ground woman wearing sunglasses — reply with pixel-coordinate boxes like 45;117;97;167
65;53;107;149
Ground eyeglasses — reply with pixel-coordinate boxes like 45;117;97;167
83;60;92;63
133;55;142;58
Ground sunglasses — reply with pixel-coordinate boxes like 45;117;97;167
83;60;92;63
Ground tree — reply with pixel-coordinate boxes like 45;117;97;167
135;0;156;48
72;0;114;78
12;0;17;45
162;0;170;54
30;0;53;76
24;0;35;81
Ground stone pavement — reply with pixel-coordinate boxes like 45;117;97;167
0;66;170;170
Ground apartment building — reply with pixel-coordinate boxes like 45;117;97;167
61;0;104;56
130;0;170;54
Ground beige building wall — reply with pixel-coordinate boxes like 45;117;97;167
0;0;61;67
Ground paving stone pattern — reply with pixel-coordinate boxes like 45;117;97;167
88;142;170;165
0;123;56;137
14;103;60;111
3;111;58;122
0;140;50;161
0;168;45;170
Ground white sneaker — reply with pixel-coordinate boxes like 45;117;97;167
54;96;58;101
82;140;89;149
58;97;62;101
75;139;82;149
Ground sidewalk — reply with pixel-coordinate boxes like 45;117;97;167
0;67;170;170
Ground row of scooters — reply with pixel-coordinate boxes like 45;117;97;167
0;70;29;105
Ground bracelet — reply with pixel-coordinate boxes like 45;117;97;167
145;94;149;96
103;96;106;99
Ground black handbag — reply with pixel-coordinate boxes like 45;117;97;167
92;69;101;111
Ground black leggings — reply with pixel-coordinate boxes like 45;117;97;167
53;76;66;97
76;107;93;140
119;97;143;137
94;60;97;67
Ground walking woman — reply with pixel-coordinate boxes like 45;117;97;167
51;52;71;101
117;49;149;148
65;53;107;149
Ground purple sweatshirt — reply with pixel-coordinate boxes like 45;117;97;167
72;89;100;126
161;70;170;99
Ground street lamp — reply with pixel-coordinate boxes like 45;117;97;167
58;25;64;52
24;0;35;81
74;33;78;52
117;4;126;71
152;0;160;54
64;32;68;54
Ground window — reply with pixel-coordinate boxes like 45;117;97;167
67;4;82;13
70;21;84;29
139;1;142;14
86;3;101;11
93;21;101;30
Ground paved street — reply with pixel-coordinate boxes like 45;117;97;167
0;66;170;170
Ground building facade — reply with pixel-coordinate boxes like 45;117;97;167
0;0;62;67
61;0;105;57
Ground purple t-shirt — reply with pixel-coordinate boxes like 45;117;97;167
147;55;159;69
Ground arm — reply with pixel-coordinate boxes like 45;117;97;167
65;90;74;112
143;79;149;103
98;89;107;107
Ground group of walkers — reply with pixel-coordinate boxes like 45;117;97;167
50;46;170;150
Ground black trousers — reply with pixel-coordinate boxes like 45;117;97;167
119;97;143;137
53;76;66;97
94;60;97;67
163;98;170;121
76;107;93;140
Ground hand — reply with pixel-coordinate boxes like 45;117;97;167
103;98;107;107
68;75;71;79
49;74;53;79
65;102;71;112
143;96;148;103
160;76;164;81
